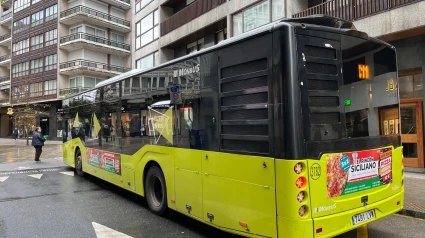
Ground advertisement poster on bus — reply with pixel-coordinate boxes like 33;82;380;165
326;148;392;198
86;148;121;175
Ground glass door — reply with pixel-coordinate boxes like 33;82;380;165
400;100;424;167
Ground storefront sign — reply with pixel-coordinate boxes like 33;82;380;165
86;148;121;175
326;148;392;198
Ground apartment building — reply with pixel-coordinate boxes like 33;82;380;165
293;0;425;168
0;0;132;138
131;0;308;69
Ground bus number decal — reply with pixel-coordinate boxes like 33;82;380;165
310;163;321;180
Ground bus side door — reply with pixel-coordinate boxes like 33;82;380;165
174;148;203;219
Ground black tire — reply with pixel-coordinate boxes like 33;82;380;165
145;166;167;216
75;149;85;176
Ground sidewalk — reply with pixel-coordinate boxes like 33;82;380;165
399;172;425;219
0;138;62;164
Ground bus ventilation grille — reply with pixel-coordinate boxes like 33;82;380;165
220;58;270;155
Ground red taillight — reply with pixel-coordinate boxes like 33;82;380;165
397;201;400;205
294;163;303;174
316;228;323;233
295;176;307;189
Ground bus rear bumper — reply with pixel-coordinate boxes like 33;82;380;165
276;190;403;238
313;190;404;238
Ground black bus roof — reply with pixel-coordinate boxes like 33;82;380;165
64;15;388;99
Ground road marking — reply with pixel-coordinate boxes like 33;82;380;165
60;172;74;177
357;225;368;238
27;174;43;179
0;168;60;176
0;176;9;182
16;167;33;171
92;222;133;238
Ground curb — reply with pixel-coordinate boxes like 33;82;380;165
398;208;425;220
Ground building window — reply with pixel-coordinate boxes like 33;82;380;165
112;33;124;43
233;0;285;36
136;9;159;49
136;51;159;70
216;28;227;44
45;4;58;22
45;54;57;71
32;0;41;4
30;82;43;97
86;26;106;38
45;29;57;46
31;10;44;27
187;38;204;55
12;85;29;99
12;39;29;56
31;34;44;51
69;76;104;89
399;72;423;99
14;0;30;13
30;58;43;74
44;80;57;95
135;0;153;13
70;77;83;89
12;61;29;78
13;16;30;33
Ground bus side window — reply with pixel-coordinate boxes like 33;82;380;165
178;99;201;149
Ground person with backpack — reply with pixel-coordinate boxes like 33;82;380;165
31;127;46;162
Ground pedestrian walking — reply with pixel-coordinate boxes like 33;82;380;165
13;128;18;141
31;127;46;162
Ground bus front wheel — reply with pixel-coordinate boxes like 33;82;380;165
145;166;167;216
75;149;84;176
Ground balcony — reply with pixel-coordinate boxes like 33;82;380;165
100;0;130;10
60;33;130;56
0;33;11;47
293;0;421;22
1;9;12;24
160;0;226;37
0;76;10;85
59;87;92;97
60;6;130;33
0;55;10;67
59;59;131;77
0;98;9;105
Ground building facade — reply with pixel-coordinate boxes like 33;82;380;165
131;0;305;70
293;0;425;168
0;0;132;138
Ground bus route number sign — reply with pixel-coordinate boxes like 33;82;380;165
170;85;182;104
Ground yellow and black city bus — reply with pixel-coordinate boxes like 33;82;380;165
62;15;404;238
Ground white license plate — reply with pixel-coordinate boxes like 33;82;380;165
352;210;375;225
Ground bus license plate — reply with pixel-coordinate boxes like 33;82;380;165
352;210;375;225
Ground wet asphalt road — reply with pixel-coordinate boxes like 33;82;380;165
0;157;425;238
0;159;239;238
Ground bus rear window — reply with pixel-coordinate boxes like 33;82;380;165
341;37;399;139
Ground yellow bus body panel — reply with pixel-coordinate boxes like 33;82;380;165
275;146;404;238
64;138;404;238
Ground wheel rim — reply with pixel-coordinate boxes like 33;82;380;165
149;175;163;207
76;155;82;171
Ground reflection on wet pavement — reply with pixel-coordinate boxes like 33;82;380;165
0;139;62;164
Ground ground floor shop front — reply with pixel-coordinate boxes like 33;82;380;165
0;100;63;140
390;34;425;168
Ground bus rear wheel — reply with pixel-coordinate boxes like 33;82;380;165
145;166;167;216
75;150;84;177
